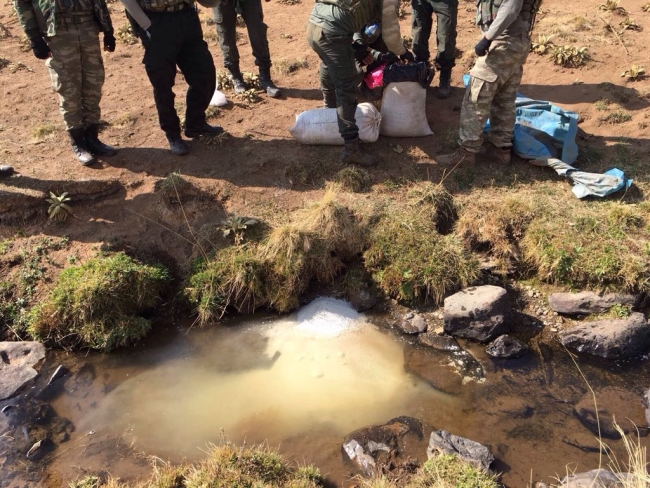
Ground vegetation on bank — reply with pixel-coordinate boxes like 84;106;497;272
27;252;170;351
69;443;323;488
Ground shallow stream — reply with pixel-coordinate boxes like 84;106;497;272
40;298;650;486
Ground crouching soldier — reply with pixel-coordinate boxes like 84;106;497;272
307;0;414;168
15;0;117;165
437;0;542;166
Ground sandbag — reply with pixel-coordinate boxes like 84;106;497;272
379;82;433;138
289;103;381;145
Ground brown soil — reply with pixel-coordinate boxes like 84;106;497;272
1;0;650;485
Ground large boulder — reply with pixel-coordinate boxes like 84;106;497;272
426;430;494;472
486;335;528;359
342;416;426;477
573;387;647;439
549;292;636;315
559;313;650;359
560;469;629;487
0;342;46;400
443;286;511;342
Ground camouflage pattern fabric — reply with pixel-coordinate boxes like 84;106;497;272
458;36;530;152
14;0;113;40
45;21;105;130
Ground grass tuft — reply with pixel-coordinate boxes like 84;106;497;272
273;58;308;76
335;166;372;192
32;123;58;140
599;110;632;124
28;252;170;351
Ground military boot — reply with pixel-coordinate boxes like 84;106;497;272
228;68;247;94
259;67;281;98
436;147;476;166
341;139;379;167
480;142;512;164
167;136;190;156
0;165;14;179
68;128;95;166
437;68;452;99
85;124;117;157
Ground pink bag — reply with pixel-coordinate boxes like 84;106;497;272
364;63;386;89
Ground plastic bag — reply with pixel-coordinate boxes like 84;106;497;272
289;102;381;145
210;89;228;107
379;82;433;137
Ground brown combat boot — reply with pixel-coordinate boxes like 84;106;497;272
436;147;476;166
480;142;512;164
341;139;379;167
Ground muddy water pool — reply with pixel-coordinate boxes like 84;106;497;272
42;298;650;487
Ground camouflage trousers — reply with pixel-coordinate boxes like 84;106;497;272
45;18;105;131
458;36;530;152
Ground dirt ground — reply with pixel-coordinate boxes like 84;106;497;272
1;0;650;485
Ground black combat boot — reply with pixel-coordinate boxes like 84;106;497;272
85;124;117;157
67;128;95;166
0;165;14;179
437;68;452;99
341;139;378;167
184;123;224;139
259;67;281;98
167;135;190;156
228;67;247;94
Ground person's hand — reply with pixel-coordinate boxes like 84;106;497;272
474;37;492;56
379;52;398;65
104;32;116;52
352;41;369;62
362;53;374;65
30;38;50;59
399;50;414;63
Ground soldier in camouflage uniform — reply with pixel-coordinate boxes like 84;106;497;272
437;0;540;167
127;0;221;156
307;0;413;167
410;0;458;99
15;0;117;166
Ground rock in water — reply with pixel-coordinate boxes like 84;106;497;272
443;286;511;342
486;335;528;359
418;333;460;351
549;291;636;315
426;429;494;472
573;387;647;439
560;469;630;487
0;342;46;400
559;313;650;359
394;313;428;334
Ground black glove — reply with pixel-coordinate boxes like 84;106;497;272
30;38;50;60
352;41;369;62
474;37;492;56
104;32;116;52
379;52;399;65
399;50;414;63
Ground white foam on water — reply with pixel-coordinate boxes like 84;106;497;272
77;298;451;457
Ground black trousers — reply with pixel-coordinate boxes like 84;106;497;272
143;8;216;138
212;0;271;72
410;0;458;70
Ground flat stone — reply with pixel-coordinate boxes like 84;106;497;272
573;387;647;439
394;313;428;334
426;429;494;472
486;335;529;359
403;346;463;395
0;342;46;400
559;313;650;359
560;469;629;487
549;291;637;315
418;333;460;352
443;285;511;343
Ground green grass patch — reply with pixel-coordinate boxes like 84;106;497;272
27;252;170;351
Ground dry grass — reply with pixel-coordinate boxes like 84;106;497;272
272;58;309;77
116;23;138;45
335;166;373;192
32;123;58;140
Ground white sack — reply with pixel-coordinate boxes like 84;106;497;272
380;82;433;137
210;89;228;107
289;102;381;145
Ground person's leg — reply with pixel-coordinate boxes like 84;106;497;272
79;23;115;156
213;0;240;74
240;0;279;96
320;61;337;108
143;12;185;152
178;9;219;137
46;29;94;164
410;0;433;64
431;0;457;98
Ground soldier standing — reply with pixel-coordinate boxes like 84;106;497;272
128;0;222;156
307;0;413;167
213;0;281;98
437;0;541;166
410;0;457;99
15;0;117;166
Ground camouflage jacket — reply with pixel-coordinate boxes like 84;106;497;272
14;0;114;40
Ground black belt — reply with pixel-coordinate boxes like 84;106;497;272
55;12;95;26
145;2;192;13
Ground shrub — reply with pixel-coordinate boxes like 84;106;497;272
28;253;170;351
